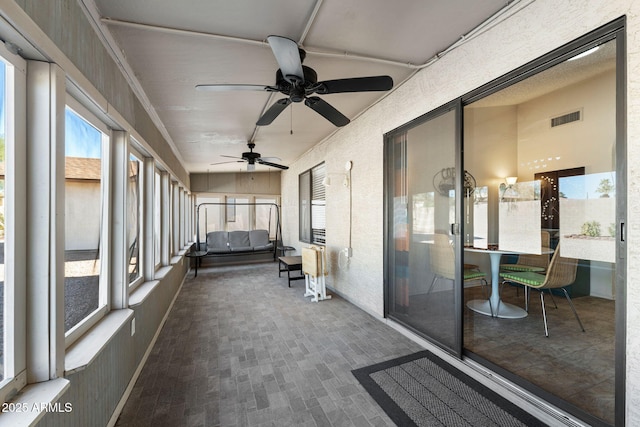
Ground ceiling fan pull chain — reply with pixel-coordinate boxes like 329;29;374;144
290;104;293;135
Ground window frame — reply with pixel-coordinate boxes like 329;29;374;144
127;147;144;290
0;42;27;404
299;162;326;245
153;168;162;269
63;96;111;348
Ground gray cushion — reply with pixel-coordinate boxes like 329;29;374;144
228;231;252;251
253;242;274;252
207;231;230;252
249;230;270;247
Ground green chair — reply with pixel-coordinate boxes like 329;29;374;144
499;244;585;337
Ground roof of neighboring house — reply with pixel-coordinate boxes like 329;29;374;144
65;157;102;181
0;157;103;180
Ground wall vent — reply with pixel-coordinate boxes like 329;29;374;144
551;110;581;128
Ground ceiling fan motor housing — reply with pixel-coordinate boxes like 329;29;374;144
276;66;318;102
242;142;260;161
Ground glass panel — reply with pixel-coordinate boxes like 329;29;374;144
472;186;489;249
299;171;311;242
256;198;278;239
0;60;6;381
196;197;221;245
128;154;142;284
226;197;249;231
498;180;542;253
64;107;103;332
387;108;459;352
311;163;326;245
463;39;617;424
154;170;161;266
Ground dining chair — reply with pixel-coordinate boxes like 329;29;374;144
428;233;489;303
500;230;551;273
499;244;585;337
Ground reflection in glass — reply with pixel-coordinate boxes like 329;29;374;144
387;109;459;353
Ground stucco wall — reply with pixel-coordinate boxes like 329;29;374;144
280;0;640;421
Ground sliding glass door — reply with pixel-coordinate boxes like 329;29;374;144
385;19;625;427
462;32;623;426
385;103;463;355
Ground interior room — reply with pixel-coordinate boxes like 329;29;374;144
0;1;639;427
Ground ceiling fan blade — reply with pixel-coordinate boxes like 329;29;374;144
259;156;282;162
257;159;289;170
210;160;244;166
304;96;350;127
196;84;276;92
314;76;393;94
256;98;291;126
267;35;304;84
220;155;244;159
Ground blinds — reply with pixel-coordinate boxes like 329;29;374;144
299;163;326;245
311;163;326;244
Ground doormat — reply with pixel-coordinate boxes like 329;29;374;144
352;350;547;426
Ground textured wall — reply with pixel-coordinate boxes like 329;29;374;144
281;0;639;421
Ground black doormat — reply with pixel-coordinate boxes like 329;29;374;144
352;350;547;427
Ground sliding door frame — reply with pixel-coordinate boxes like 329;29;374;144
460;17;626;427
383;99;464;357
384;16;626;427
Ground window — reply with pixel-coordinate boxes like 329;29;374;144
154;169;161;268
299;163;326;245
64;105;108;336
226;196;249;231
128;152;143;287
0;55;7;384
256;197;279;240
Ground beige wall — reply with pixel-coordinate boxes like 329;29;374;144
281;0;640;421
65;181;100;251
517;70;616;176
190;171;281;194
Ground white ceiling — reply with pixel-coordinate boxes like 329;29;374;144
89;0;510;173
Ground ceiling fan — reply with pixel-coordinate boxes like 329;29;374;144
210;142;288;171
196;35;394;127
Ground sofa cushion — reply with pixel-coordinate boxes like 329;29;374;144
207;231;230;253
249;229;273;251
228;230;252;252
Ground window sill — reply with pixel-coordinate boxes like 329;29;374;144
2;378;70;426
65;309;134;375
153;265;172;280
129;280;159;307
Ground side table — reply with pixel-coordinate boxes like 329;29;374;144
185;250;208;277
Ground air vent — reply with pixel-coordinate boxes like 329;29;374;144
551;110;581;127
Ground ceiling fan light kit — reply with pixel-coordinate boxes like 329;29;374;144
197;35;394;128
